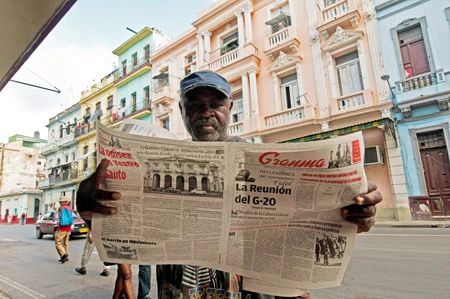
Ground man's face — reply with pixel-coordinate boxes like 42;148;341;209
179;87;233;141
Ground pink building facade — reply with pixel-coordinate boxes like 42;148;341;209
150;0;409;221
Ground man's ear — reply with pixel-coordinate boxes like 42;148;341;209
228;99;233;111
178;101;183;114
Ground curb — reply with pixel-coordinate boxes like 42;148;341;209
375;222;450;228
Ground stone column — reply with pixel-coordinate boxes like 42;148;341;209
357;39;370;91
203;31;211;63
249;70;259;117
241;73;251;120
235;10;245;47
197;33;204;67
362;0;389;102
243;8;253;44
295;62;305;105
272;72;280;112
306;0;329;118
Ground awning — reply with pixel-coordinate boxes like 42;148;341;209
89;108;103;122
152;73;169;80
0;0;77;92
265;12;291;26
76;149;96;161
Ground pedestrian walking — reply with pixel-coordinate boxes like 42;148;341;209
55;196;72;263
20;212;26;225
75;230;110;276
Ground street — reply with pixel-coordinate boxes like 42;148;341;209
0;225;449;299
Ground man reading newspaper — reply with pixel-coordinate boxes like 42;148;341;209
76;70;382;299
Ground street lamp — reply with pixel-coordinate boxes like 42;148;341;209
381;74;395;99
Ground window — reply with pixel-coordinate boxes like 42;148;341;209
65;121;70;134
162;118;170;131
107;96;113;117
221;31;239;55
132;53;138;67
153;70;169;90
121;59;127;77
280;73;300;110
398;25;430;78
144;45;150;60
335;51;364;96
59;124;63;138
83;146;89;171
187;53;196;64
144;86;150;105
96;102;101;110
267;3;292;34
231;95;244;123
85;107;91;116
131;93;137;112
323;0;338;7
120;98;126;117
65;155;69;163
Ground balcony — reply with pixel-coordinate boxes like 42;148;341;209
317;0;360;40
322;0;350;22
264;106;305;128
207;43;259;72
113;99;152;123
332;89;373;114
115;57;152;88
56;133;76;148
264;26;300;60
38;179;49;189
395;70;446;94
228;122;244;136
153;86;173;107
40;142;58;155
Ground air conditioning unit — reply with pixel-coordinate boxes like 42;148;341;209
364;146;383;165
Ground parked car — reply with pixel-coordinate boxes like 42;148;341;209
35;210;88;239
191;189;207;195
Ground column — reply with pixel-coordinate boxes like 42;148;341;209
295;62;305;105
326;52;338;99
306;0;329;118
272;72;280;112
243;8;253;44
362;0;389;102
235;10;245;47
357;39;369;91
241;73;251;120
203;31;211;63
197;34;204;67
249;70;259;117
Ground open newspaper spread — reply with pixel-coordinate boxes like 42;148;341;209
91;121;367;294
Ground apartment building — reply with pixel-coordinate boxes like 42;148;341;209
149;0;404;220
39;103;80;212
0;133;46;223
376;0;450;219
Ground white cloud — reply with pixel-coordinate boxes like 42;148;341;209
0;43;116;143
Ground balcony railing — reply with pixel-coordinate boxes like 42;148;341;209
208;43;258;71
264;106;304;127
40;142;57;154
56;133;75;147
337;91;364;111
116;57;151;81
395;70;445;93
153;86;172;106
115;99;151;120
268;27;290;48
228;122;244;135
322;0;349;22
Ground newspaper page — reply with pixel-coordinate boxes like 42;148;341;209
91;122;367;293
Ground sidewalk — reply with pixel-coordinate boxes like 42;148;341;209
375;220;450;228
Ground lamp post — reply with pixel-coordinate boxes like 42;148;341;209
381;74;395;99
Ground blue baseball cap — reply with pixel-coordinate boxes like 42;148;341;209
180;70;231;98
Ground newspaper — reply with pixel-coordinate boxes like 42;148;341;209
91;121;367;294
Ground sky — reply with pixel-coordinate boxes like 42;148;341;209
0;0;217;143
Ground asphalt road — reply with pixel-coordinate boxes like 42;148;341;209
0;225;449;298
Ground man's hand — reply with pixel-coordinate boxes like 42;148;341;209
76;159;121;226
341;181;382;233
